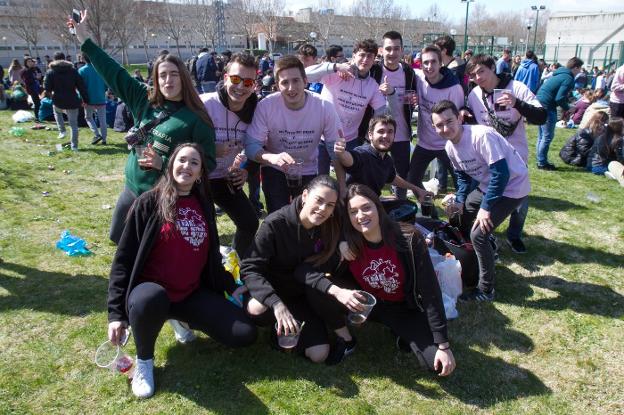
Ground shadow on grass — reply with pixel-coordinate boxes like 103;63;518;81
529;195;587;212
153;322;549;412
0;261;107;316
503;234;624;270
78;142;129;157
497;267;624;319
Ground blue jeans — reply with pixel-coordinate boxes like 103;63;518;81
85;104;107;141
201;81;217;93
536;109;557;166
53;106;79;149
506;197;529;240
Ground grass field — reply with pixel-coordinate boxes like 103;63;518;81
0;110;622;414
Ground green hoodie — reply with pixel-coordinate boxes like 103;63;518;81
80;39;215;195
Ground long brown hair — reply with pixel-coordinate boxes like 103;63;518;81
587;111;608;138
149;54;213;128
302;175;342;267
605;117;624;154
152;143;212;226
344;184;407;258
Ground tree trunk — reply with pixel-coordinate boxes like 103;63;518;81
143;41;149;63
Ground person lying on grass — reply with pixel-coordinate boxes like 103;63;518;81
297;183;455;375
108;143;255;399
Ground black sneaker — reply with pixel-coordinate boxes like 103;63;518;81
537;163;556;171
215;206;224;216
458;288;495;303
91;135;103;145
325;337;357;365
506;238;527;254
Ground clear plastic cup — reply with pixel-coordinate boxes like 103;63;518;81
94;336;134;377
421;195;434;217
274;320;303;349
404;89;417;105
285;158;304;188
347;291;376;326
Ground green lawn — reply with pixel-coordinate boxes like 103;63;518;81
0;112;622;414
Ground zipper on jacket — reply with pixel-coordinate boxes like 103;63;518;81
408;233;425;312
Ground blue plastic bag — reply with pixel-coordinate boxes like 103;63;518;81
56;230;92;256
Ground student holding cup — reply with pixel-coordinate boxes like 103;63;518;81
299;184;455;374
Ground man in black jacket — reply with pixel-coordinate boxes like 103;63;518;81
359;31;417;199
44;51;88;150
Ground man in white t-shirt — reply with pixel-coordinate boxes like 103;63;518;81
305;39;397;176
245;56;343;213
200;53;260;258
431;100;530;303
464;54;547;254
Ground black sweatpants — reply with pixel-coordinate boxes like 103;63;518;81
306;276;439;371
109;186;138;245
128;282;257;359
248;290;330;354
210;178;259;259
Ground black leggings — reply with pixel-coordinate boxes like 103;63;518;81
109;187;137;245
128;282;257;359
306;276;439;371
210;178;259;259
29;93;41;121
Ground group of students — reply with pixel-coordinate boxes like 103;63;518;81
65;9;558;399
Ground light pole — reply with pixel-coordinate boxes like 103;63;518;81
531;5;545;52
1;36;6;59
150;33;156;50
555;32;561;63
461;0;475;54
525;21;532;53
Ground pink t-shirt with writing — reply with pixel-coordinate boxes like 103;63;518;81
201;92;248;179
467;80;540;163
445;125;530;200
415;70;465;150
320;72;386;142
246;91;341;175
383;65;411;142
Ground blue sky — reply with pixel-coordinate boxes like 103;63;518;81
283;0;624;22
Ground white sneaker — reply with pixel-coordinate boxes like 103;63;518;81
57;132;66;139
604;171;616;181
168;319;196;344
131;358;154;399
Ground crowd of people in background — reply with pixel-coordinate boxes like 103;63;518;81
1;8;623;399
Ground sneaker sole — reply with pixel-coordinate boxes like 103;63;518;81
506;240;527;254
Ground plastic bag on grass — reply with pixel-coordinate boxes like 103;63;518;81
220;246;243;307
56;230;92;256
12;110;35;123
434;257;462;300
442;292;458;320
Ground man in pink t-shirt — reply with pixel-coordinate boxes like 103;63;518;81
431;100;529;303
245;56;342;213
464;54;546;254
305;39;397;175
407;45;465;197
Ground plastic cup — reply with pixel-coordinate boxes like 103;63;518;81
55;143;63;152
404;89;416;105
135;145;150;170
274;320;303;349
94;338;134;376
285;158;303;188
347;291;376;326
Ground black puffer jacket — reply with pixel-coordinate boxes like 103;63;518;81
587;131;624;170
43;60;88;109
559;128;596;166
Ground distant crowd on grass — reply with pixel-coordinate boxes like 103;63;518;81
3;8;623;399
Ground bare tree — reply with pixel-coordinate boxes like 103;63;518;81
255;0;285;53
49;0;117;52
135;6;161;64
348;0;396;42
161;0;190;57
12;1;43;56
188;0;219;50
312;0;338;49
228;0;260;49
109;0;138;65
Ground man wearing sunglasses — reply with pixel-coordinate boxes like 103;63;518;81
200;53;259;259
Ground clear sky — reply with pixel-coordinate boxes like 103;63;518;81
283;0;624;22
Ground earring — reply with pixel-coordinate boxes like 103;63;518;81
195;177;202;184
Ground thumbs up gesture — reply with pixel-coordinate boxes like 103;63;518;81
379;75;395;96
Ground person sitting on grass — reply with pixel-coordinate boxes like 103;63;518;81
333;114;430;201
108;143;256;399
241;175;346;364
587;117;624;179
560;111;609;167
298;183;455;375
431;100;530;302
38;91;55;122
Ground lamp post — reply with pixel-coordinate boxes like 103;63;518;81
525;21;532;53
309;31;317;48
2;36;6;59
555;32;561;63
150;33;156;49
531;5;545;52
461;0;475;54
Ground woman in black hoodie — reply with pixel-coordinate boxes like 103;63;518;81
241;175;341;363
301;184;455;375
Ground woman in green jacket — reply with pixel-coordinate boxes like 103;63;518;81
72;10;216;244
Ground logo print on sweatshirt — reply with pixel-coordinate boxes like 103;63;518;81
176;207;207;248
361;258;399;294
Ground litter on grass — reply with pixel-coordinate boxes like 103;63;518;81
56;230;92;256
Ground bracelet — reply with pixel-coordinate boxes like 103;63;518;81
438;345;451;351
